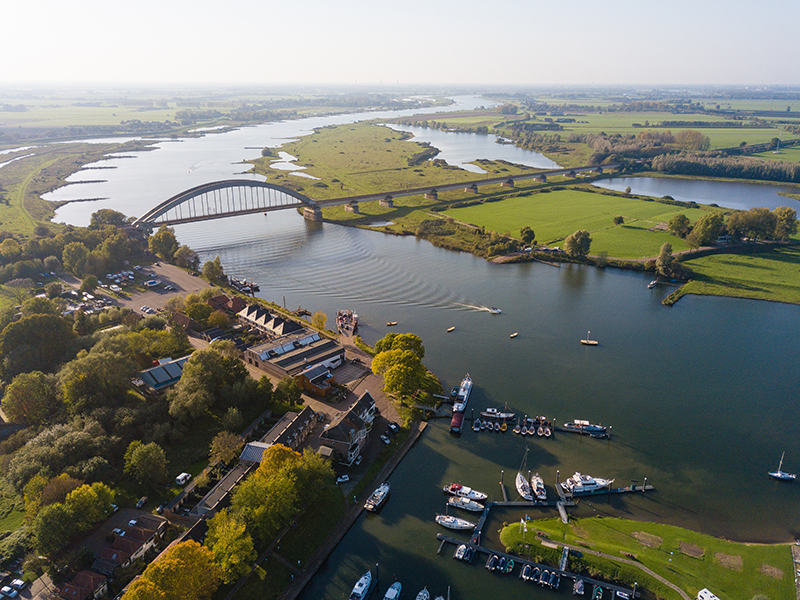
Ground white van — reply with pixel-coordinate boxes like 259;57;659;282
175;472;192;486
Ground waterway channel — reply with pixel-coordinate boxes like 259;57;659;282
23;98;800;599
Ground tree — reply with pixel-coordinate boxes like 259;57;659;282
520;226;535;245
148;225;179;261
207;310;230;329
668;214;691;238
613;216;624;225
72;311;90;336
374;332;425;359
2;278;34;305
21;297;60;318
274;378;302;406
206;510;255;584
0;314;77;381
773;206;798;241
2;371;59;425
122;540;221;600
65;483;113;531
173;245;200;270
79;275;98;294
32;502;74;557
685;230;702;252
624;186;632;195
563;230;592;257
310;311;327;330
45;282;63;299
209;431;244;466
691;213;724;245
123;441;168;489
184;302;213;325
89;209;128;229
61;242;89;276
59;350;137;414
654;242;691;279
202;256;225;282
675;129;711;151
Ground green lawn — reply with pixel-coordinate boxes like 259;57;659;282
680;245;800;304
750;146;800;163
443;188;720;258
500;516;794;600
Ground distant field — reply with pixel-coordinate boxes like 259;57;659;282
0;104;178;128
750;146;800;163
443;188;720;258
681;245;800;304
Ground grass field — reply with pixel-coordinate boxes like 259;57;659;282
751;146;800;163
680;245;800;304
442;188;721;258
500;516;793;600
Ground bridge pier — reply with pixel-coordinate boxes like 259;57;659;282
535;175;547;182
303;206;323;221
595;167;604;174
568;170;577;177
379;195;394;208
501;179;515;187
465;183;479;194
424;190;438;201
344;202;360;214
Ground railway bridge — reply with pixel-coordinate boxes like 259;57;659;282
131;163;621;230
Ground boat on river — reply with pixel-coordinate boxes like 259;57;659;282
449;411;464;434
580;330;599;345
573;578;585;595
383;581;401;600
648;279;658;289
480;405;516;421
443;483;488;502
488;307;502;314
513;419;521;434
593;584;604;600
768;451;796;481
452;374;472;412
386;321;398;327
564;419;607;434
560;472;615;495
415;588;430;600
435;514;475;530
453;544;467;560
365;481;390;512
516;449;534;500
447;496;484;512
520;564;532;581
350;571;373;600
472;418;481;432
531;472;546;500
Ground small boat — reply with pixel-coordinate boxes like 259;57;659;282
513;419;521;434
573;579;585;595
497;557;507;572
615;592;631;600
485;554;499;571
504;559;514;573
768;451;797;481
415;588;430;600
531;473;547;501
350;571;373;600
443;483;488;502
453;545;467;560
480;420;486;430
463;547;474;562
365;481;390;512
485;420;493;431
580;330;599;345
521;421;529;435
448;496;484;512
480;406;516;421
531;566;540;584
472;419;481;432
520;564;532;581
451;386;459;397
450;411;464;434
386;321;398;327
510;332;518;338
540;570;550;586
500;422;508;432
537;426;544;437
383;581;401;600
435;514;476;530
488;307;502;314
544;426;551;438
549;571;559;588
593;585;604;600
647;279;658;289
447;326;456;332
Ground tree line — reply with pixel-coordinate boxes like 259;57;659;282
651;151;800;183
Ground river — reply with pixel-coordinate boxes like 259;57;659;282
22;98;800;598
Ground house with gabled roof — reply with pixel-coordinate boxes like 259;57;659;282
59;570;107;600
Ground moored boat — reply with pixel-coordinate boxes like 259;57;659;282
573;578;585;595
516;448;534;500
365;481;390;512
387;321;398;327
449;411;464;434
480;406;516;421
443;483;488;502
531;472;546;501
504;558;514;573
435;514;475;530
383;581;401;600
531;566;540;584
520;564;532;581
564;419;607;434
544;426;551;438
485;554;499;571
513;419;521;434
452;374;473;412
648;279;658;289
415;588;430;600
540;570;550;586
550;571;559;588
448;496;484;512
537;425;544;437
453;545;467;560
350;571;373;600
560;472;615;495
593;584;604;600
472;418;481;432
500;422;508;432
768;451;797;481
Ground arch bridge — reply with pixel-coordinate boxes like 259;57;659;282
132;180;322;230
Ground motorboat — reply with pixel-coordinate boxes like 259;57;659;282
451;386;459;397
443;483;488;502
463;546;474;562
768;451;797;481
560;472;615;495
449;411;464;434
488;307;502;314
480;420;486;430
435;514;476;530
386;321;398;327
520;564;532;581
513;419;521;434
648;279;658;289
452;374;473;412
448;496;484;512
481;406;516;421
383;581;402;600
544;426;551;438
549;571;559;588
486;420;494;431
564;419;608;434
510;332;518;338
540;570;550;586
350;571;373;600
472;418;481;432
531;473;546;501
616;592;631;599
415;588;430;600
504;559;514;573
485;554;499;571
365;481;390;512
453;545;467;560
593;585;604;600
531;566;540;584
497;557;506;572
447;326;456;332
537;426;544;437
573;578;585;595
500;422;508;432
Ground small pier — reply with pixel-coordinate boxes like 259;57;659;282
556;501;569;524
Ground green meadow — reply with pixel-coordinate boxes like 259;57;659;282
500;516;794;600
442;188;720;258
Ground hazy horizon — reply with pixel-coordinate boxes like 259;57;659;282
4;0;799;88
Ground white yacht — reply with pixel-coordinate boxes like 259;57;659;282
560;472;614;495
384;581;402;600
452;374;473;412
365;481;390;512
350;571;373;600
531;473;546;501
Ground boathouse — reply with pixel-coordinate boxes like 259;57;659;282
237;304;304;338
245;329;345;378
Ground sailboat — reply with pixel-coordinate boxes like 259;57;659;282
516;448;534;501
768;451;796;481
580;330;599;346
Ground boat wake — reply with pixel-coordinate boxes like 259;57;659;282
454;303;502;313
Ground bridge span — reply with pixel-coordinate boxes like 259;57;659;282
132;163;620;229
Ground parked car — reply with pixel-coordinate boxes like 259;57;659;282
112;528;125;537
156;502;167;515
388;422;400;433
0;585;18;598
380;435;391;445
176;472;192;486
336;475;350;484
135;496;148;508
9;580;25;591
354;455;363;466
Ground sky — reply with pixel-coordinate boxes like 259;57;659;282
3;0;799;87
